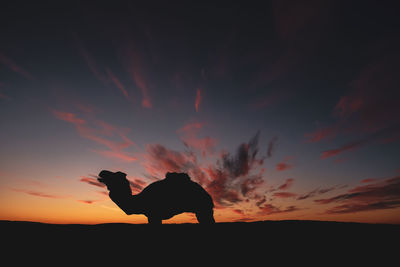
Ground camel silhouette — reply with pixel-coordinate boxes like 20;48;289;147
98;170;215;224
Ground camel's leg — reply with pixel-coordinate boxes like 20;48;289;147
195;209;215;224
147;216;162;225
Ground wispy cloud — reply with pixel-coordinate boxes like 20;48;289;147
221;131;264;178
315;176;400;214
0;52;34;80
12;188;67;199
52;109;137;162
106;68;130;101
273;192;297;198
320;125;400;159
277;178;294;190
144;143;194;178
321;140;366;159
297;185;343;200
77;199;102;204
258;203;300;215
79;176;105;188
195;88;202;112
94;150;137;162
132;69;152;108
177;122;216;157
267;136;279;158
305;125;338;143
275;157;294;171
73;35;108;85
53;110;86;125
305;52;400;157
122;45;152;108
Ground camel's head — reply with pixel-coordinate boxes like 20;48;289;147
98;170;131;193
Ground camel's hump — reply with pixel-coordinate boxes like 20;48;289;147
165;172;191;182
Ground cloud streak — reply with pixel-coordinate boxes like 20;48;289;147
321;140;366;159
106;68;130;101
74;36;108;85
52;109;137;162
79;176;106;188
177;122;216;157
315;176;400;214
275;157;293;171
258;203;300;215
12;188;67;199
306;53;400;158
267;136;278;158
0;52;34;80
122;45;152;108
320;125;400;159
195;88;202;112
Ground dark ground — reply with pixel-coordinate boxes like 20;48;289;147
2;220;399;263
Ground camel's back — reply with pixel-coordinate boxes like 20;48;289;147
138;175;213;215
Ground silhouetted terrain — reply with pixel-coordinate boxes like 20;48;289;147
2;220;398;262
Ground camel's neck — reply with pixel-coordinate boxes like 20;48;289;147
109;191;143;215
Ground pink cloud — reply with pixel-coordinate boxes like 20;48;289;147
121;45;152;109
275;157;294;171
315;176;400;214
79;176;105;188
361;178;378;183
127;177;148;193
277;178;294;190
233;209;245;215
94;150;137;162
334;95;364;118
77;199;102;204
319;125;400;159
273;192;297;198
177;122;216;157
74;36;107;85
178;122;204;133
52;110;86;125
106;68;130;100
240;176;264;197
0;52;34;80
258;203;300;215
144;144;191;177
52;109;136;162
195;88;202;112
305;52;400;157
131;68;152;108
320;140;365;159
297;186;341;200
12;188;67;199
205;166;242;206
276;162;291;171
304;125;339;143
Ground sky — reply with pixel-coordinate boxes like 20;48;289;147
1;1;399;224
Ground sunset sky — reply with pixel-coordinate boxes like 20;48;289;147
1;1;399;224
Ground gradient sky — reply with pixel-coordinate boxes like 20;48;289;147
1;1;399;224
